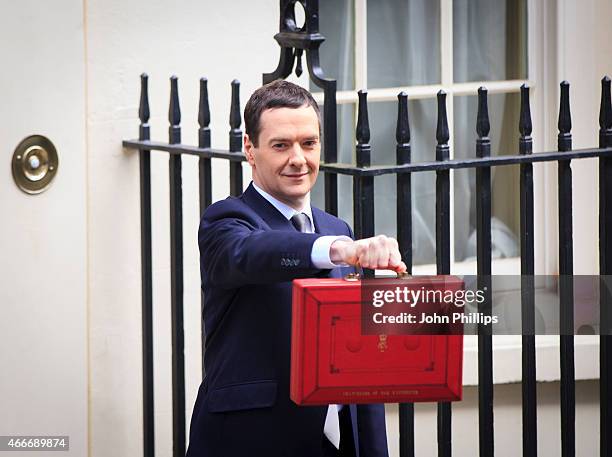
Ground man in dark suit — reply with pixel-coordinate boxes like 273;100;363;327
186;80;406;457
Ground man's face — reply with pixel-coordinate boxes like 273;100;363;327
244;105;320;210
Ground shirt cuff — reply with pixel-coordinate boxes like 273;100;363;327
311;235;353;269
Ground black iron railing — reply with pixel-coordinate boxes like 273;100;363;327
122;2;612;457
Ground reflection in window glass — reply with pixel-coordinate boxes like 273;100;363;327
453;0;527;82
367;0;441;88
311;103;355;225
310;0;355;92
453;93;521;262
310;0;527;268
368;99;438;266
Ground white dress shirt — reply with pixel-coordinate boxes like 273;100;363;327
252;182;351;269
251;181;344;448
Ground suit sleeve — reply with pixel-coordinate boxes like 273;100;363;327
345;220;355;240
199;206;327;288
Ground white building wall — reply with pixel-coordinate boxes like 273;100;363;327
85;1;276;455
0;1;88;456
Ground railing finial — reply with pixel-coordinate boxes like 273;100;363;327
230;79;241;130
169;75;181;126
558;81;572;134
139;73;150;124
229;79;242;153
356;90;370;145
168;75;181;144
477;87;490;139
520;84;533;138
558;81;572;151
356;90;371;168
396;92;410;145
199;77;211;148
599;76;612;131
199;77;210;129
436;90;449;146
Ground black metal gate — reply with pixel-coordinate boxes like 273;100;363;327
123;1;612;456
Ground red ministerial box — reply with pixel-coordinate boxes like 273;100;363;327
290;276;463;405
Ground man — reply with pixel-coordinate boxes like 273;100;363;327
186;80;406;457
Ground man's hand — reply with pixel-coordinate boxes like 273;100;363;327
330;235;407;273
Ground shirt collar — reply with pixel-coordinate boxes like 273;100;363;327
251;181;314;230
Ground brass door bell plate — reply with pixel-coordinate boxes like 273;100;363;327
12;135;59;194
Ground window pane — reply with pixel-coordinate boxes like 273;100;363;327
367;0;441;88
368;98;438;266
310;0;355;92
453;0;528;83
453;93;521;262
311;103;356;225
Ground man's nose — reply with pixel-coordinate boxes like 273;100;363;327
288;144;307;166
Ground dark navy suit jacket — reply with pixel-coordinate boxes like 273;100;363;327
186;183;389;457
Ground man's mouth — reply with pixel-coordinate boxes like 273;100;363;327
283;172;309;178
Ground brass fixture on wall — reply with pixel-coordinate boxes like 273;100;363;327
11;135;58;194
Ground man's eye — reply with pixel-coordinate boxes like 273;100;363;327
303;141;318;147
273;143;287;149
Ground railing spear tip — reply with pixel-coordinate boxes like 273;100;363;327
599;75;612;131
395;91;410;144
477;87;490;139
139;73;150;124
436;91;449;147
229;79;242;132
356;90;370;147
199;76;211;129
558;80;572;140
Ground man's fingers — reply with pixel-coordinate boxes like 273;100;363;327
356;241;371;269
376;236;391;269
362;235;393;269
349;235;404;270
388;244;402;269
395;261;408;274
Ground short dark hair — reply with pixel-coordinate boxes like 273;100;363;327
244;80;321;147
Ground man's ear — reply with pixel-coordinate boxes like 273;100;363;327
244;134;256;166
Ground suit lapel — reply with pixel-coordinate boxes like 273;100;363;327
311;207;336;236
241;183;295;231
242;183;334;236
242;184;354;277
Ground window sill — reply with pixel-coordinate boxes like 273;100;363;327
377;258;601;384
462;335;600;385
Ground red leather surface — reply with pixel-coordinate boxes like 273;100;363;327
291;277;464;405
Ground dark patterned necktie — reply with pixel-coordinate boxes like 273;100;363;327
290;212;310;233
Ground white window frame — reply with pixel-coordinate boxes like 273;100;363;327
305;0;600;384
312;0;534;276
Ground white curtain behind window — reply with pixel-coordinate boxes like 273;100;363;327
312;0;523;265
